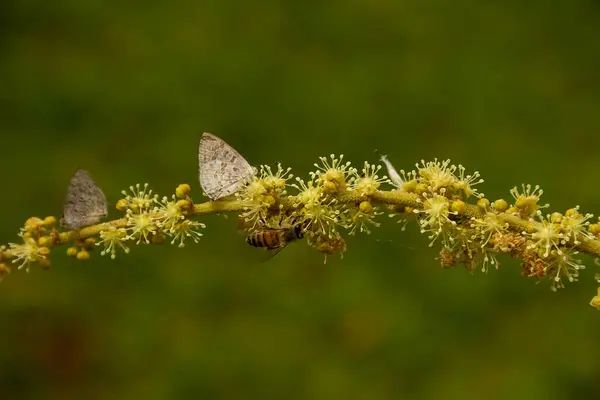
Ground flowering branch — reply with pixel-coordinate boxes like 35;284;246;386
2;155;600;310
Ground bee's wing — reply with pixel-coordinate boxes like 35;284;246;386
262;243;289;263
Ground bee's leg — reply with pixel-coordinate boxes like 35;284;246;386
289;214;300;226
258;211;268;227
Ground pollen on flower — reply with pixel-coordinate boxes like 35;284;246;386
510;184;548;217
8;236;50;272
307;231;347;264
545;250;585;291
417;195;454;232
121;183;158;213
471;214;508;248
314;154;354;194
589;222;600;237
527;212;563;258
292;177;323;208
97;228;130;259
168;220;206;247
345;202;382;235
76;249;90;261
492;232;527;258
559;206;594;245
126;210;157;244
351;162;388;196
237;174;281;230
260;163;293;193
24;217;45;233
175;183;191;199
241;177;268;201
416;159;457;193
492;199;508;212
292;176;343;237
453;165;484;198
479;249;500;273
153;195;185;231
302;199;344;238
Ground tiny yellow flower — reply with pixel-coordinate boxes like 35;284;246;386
76;249;90;261
175;184;191;199
97;228;130;259
66;247;78;257
492;199;508;212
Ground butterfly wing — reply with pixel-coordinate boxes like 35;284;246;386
61;169;108;229
198;132;255;200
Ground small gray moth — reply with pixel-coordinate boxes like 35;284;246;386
198;132;255;200
60;169;108;229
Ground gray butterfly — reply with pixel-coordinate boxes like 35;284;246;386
198;132;255;200
60;169;108;229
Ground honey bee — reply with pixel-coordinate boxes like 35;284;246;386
245;217;305;258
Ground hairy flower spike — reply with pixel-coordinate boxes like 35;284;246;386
3;149;600;311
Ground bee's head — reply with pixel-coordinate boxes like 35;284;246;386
293;223;304;239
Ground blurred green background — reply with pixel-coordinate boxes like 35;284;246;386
2;1;600;399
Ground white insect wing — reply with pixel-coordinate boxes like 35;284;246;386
198;132;255;200
379;154;404;190
61;169;108;229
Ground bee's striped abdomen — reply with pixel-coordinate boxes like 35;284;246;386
266;231;281;248
246;230;282;249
